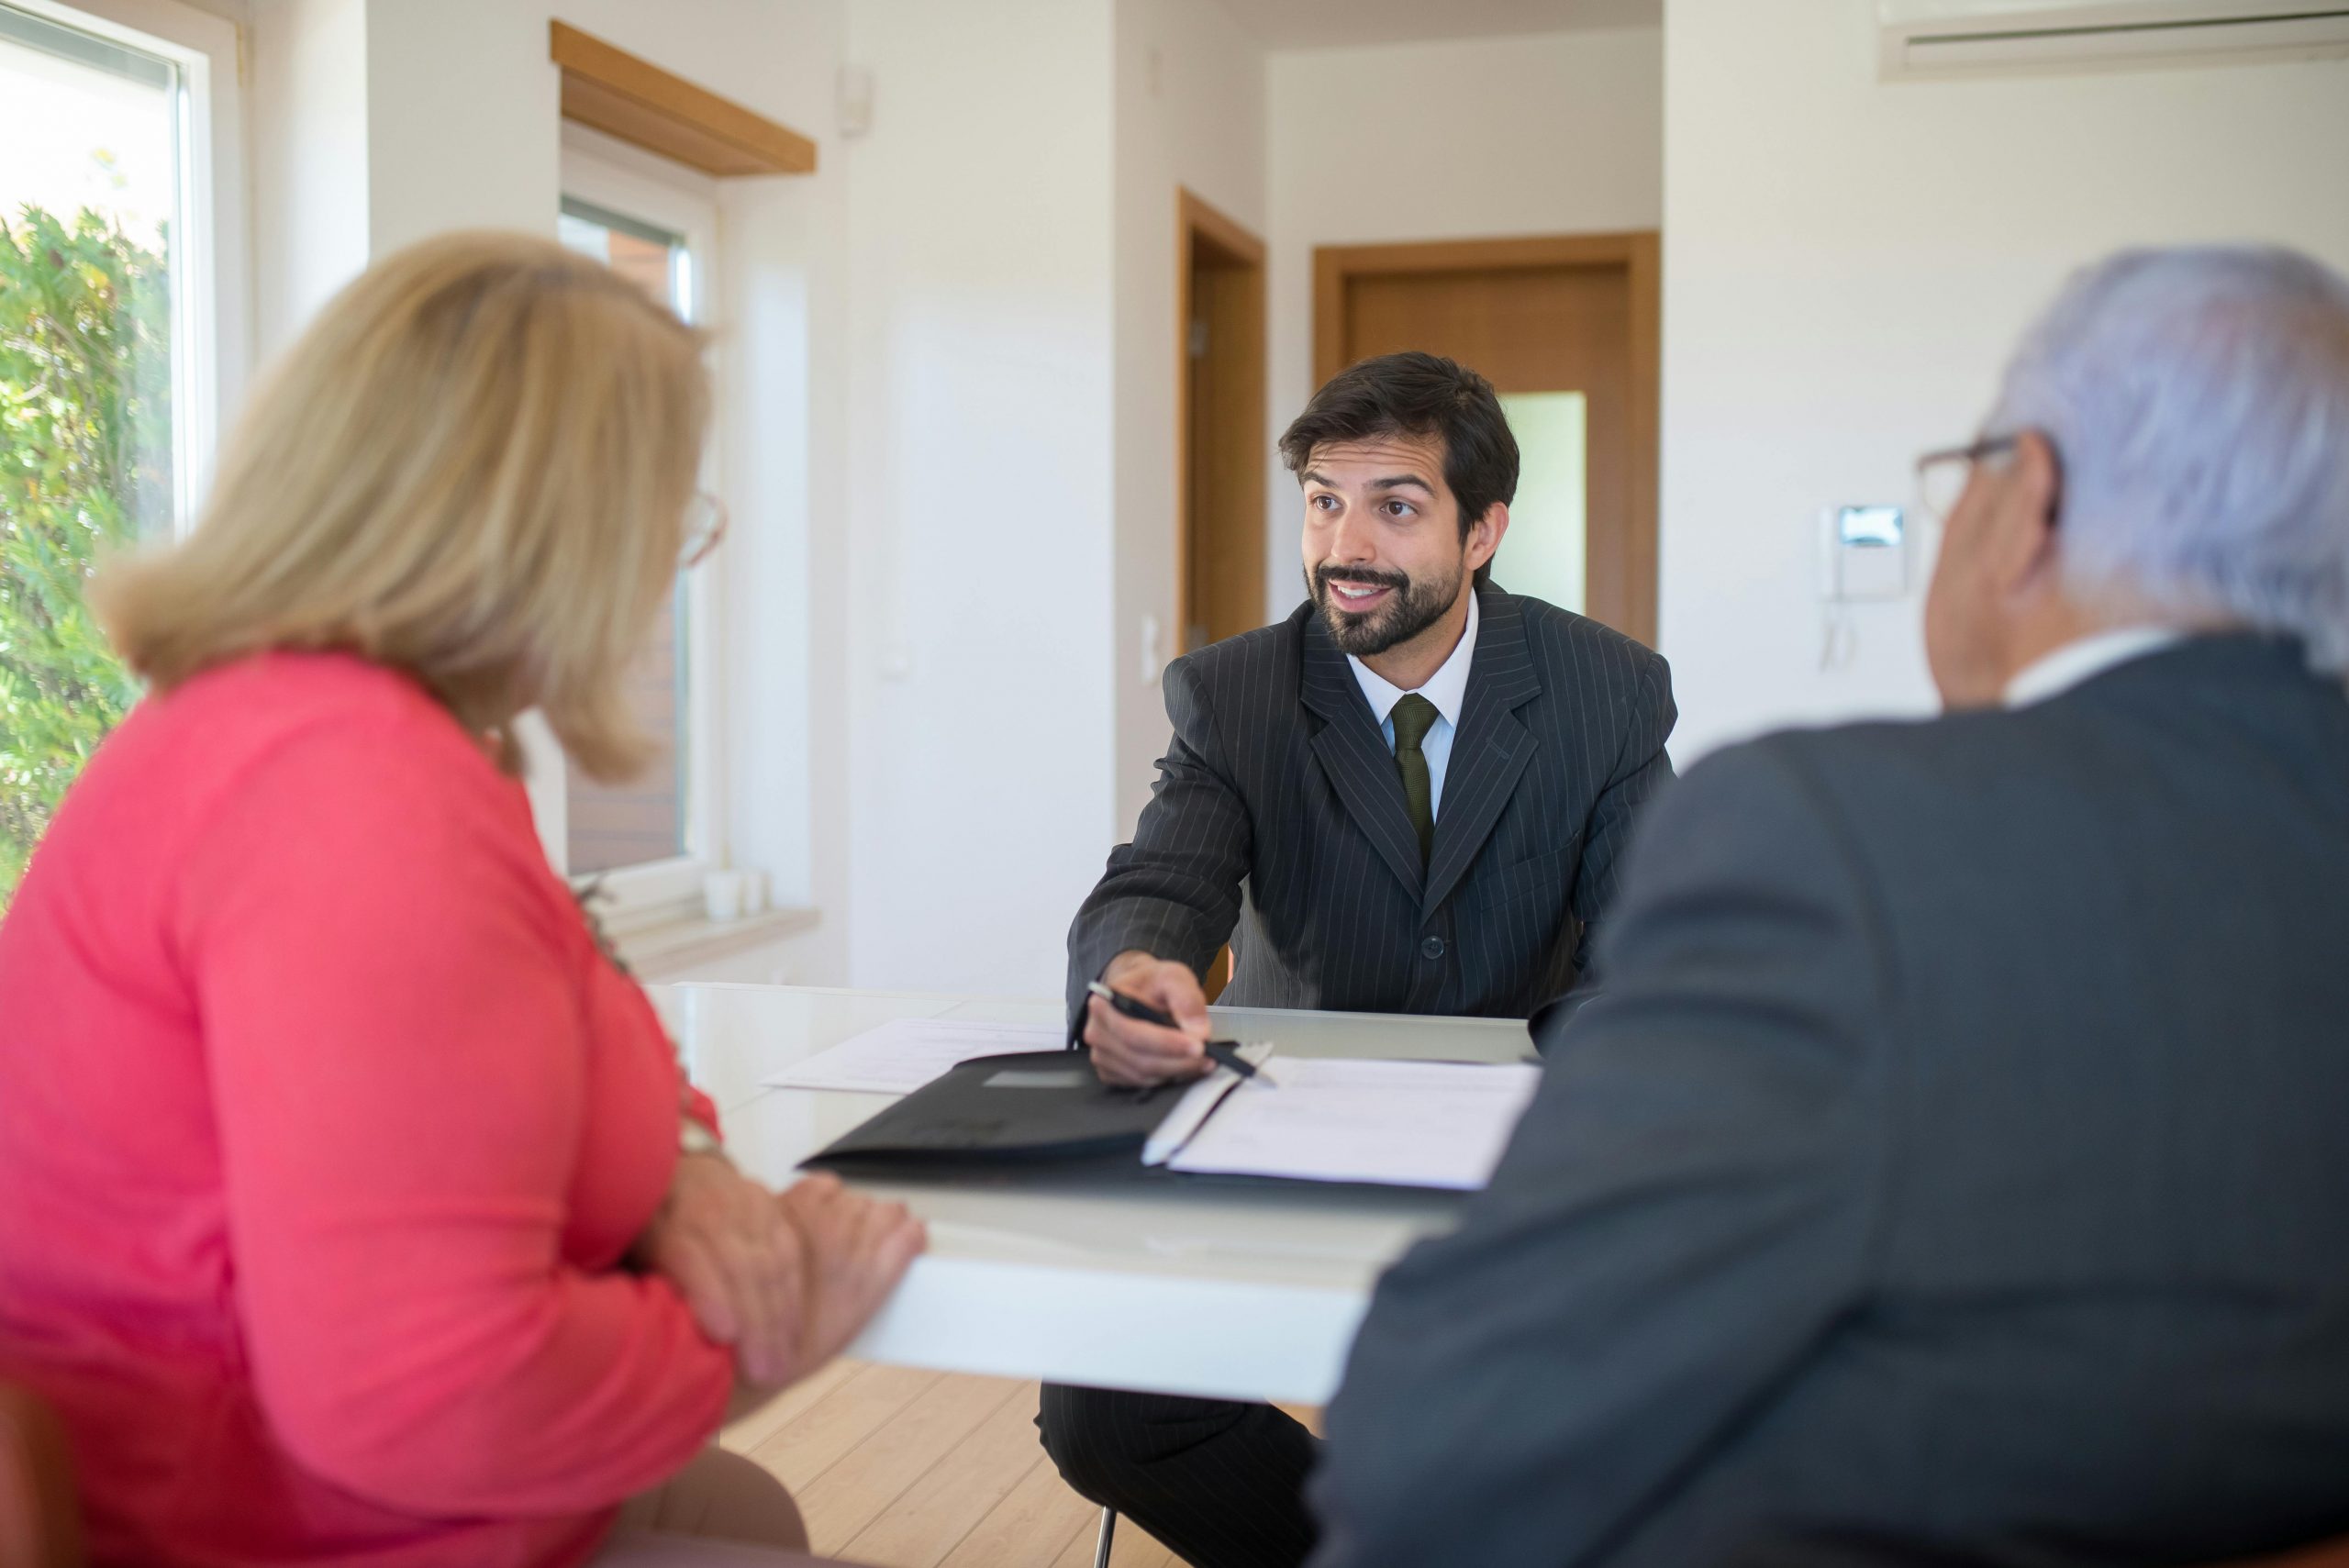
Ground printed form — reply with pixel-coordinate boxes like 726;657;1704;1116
1151;1058;1542;1191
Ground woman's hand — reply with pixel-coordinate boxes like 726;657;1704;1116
636;1157;927;1393
632;1152;809;1387
774;1173;927;1373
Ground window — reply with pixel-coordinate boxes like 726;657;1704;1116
554;128;725;920
0;0;242;910
1495;391;1588;615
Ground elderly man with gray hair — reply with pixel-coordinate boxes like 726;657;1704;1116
1308;246;2349;1568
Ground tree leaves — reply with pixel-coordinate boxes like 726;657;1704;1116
1;205;169;907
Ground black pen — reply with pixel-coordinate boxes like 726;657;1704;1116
1085;980;1269;1084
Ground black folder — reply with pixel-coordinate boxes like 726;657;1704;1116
802;1051;1178;1173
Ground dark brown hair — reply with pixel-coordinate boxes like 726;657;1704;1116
1278;351;1518;587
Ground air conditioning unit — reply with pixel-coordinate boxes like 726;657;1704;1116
1879;0;2349;78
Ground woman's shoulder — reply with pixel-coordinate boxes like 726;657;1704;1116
169;649;459;728
17;651;562;962
94;651;536;856
150;651;503;781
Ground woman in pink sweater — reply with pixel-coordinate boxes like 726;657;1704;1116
0;232;924;1565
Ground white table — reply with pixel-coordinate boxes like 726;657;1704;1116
648;984;1535;1406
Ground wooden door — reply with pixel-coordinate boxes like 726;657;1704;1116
1177;193;1264;1001
1313;233;1660;647
1179;190;1267;654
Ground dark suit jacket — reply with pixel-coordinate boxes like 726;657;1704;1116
1311;635;2349;1568
1066;584;1675;1025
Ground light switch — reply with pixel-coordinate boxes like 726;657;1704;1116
1140;615;1163;684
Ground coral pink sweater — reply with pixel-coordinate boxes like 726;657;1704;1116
0;652;734;1567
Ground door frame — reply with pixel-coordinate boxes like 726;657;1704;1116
1177;188;1267;656
1311;231;1661;648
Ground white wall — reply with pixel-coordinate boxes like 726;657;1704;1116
1110;0;1267;826
1660;0;2349;759
841;0;1119;994
1264;26;1665;618
360;0;554;253
242;0;365;359
719;159;847;979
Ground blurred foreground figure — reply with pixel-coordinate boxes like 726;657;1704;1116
0;231;922;1567
1313;246;2349;1568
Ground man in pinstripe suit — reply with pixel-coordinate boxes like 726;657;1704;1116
1037;352;1678;1568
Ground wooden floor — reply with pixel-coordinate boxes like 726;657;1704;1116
720;1362;1185;1567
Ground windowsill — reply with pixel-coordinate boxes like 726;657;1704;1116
617;905;819;973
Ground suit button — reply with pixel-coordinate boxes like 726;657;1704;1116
1420;936;1446;960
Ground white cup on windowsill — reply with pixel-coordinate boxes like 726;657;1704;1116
704;870;751;923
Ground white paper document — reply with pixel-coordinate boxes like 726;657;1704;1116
763;1018;1067;1095
1149;1058;1542;1191
1139;1043;1275;1166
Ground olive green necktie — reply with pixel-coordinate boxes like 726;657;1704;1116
1390;694;1440;867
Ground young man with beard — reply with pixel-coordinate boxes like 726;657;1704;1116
1038;351;1678;1568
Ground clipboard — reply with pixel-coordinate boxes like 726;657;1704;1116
800;1051;1182;1171
799;1045;1533;1193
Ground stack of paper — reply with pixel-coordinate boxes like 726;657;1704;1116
763;1018;1066;1095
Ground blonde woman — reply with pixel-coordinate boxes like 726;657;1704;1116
0;231;923;1566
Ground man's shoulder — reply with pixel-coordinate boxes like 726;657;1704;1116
1166;603;1311;696
1693;706;2022;801
1500;591;1669;688
1665;704;2095;876
1599;710;2031;942
1700;636;2321;802
1492;594;1673;750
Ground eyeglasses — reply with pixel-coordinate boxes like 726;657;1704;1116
1913;434;2020;529
679;490;729;570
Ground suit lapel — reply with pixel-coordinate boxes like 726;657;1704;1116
1299;610;1427;902
1423;587;1543;917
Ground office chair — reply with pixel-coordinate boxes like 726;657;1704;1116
2;1374;888;1568
0;1381;83;1568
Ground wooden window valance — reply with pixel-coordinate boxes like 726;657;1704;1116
551;21;817;177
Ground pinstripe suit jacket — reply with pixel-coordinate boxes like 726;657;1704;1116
1067;584;1676;1025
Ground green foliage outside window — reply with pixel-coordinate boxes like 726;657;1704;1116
1;206;170;911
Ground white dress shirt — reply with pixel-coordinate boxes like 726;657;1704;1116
1347;590;1480;818
2002;625;2185;708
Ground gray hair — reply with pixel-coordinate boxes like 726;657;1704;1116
1987;245;2349;673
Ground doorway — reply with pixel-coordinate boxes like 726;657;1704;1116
1312;232;1661;647
1178;189;1267;654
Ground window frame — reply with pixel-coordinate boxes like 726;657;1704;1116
554;123;729;927
6;0;250;531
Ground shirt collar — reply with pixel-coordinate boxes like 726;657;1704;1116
1348;589;1480;728
2002;625;2186;708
